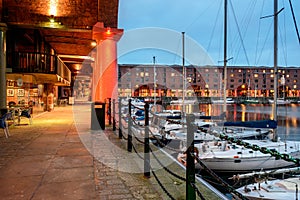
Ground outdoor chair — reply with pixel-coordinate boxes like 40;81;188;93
0;113;10;138
18;107;32;125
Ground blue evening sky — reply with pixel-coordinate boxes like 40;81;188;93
118;0;300;67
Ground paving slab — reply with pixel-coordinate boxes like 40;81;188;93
0;105;164;200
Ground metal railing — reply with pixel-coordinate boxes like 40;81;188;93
7;51;71;82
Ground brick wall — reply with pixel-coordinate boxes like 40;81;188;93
2;0;118;28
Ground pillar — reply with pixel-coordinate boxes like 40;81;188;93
42;83;54;112
92;22;123;103
0;23;7;114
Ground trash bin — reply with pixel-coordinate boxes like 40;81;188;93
91;101;106;130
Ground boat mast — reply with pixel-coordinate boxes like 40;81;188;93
153;56;156;112
223;0;228;114
182;32;185;115
273;0;278;141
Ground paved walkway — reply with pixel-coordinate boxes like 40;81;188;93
0;105;163;200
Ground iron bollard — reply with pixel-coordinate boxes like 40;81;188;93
186;114;196;200
112;99;116;131
144;102;150;178
118;98;122;139
108;98;112;125
127;99;132;152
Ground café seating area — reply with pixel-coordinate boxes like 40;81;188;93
7;104;33;126
0;101;34;138
0;112;10;138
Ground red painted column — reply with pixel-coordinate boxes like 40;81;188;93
92;22;123;102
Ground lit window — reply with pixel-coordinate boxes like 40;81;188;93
254;74;258;78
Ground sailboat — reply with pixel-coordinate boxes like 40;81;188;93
179;0;300;173
233;167;300;200
236;176;300;200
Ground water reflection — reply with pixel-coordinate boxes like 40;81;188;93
168;103;300;141
226;104;300;141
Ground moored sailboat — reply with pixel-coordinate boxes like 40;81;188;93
179;0;300;174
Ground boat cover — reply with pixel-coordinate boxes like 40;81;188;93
223;120;277;129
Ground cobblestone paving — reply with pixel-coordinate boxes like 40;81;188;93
0;106;163;200
0;105;225;200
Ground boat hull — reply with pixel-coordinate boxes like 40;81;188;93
197;140;300;173
200;155;299;173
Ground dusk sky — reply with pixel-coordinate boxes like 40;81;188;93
118;0;300;67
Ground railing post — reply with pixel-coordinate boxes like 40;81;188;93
186;114;196;200
144;102;150;178
127;99;132;152
112;99;116;131
108;98;112;125
118;98;122;139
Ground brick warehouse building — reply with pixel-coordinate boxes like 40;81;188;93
0;0;123;114
118;64;300;100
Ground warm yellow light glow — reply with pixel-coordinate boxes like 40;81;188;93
91;41;97;47
49;0;57;16
106;27;111;35
74;64;82;71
